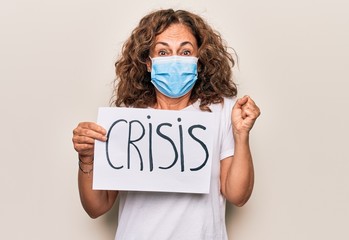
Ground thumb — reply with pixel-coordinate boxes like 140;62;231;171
235;95;249;108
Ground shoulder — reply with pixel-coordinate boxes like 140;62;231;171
209;97;237;113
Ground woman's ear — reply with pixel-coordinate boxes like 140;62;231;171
146;58;151;72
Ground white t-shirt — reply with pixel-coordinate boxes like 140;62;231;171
114;97;236;240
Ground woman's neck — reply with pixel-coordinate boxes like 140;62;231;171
153;91;192;110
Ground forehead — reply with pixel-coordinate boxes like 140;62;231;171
155;23;197;44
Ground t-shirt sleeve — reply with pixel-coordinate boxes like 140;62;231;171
220;98;236;160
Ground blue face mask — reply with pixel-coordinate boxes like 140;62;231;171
150;56;198;98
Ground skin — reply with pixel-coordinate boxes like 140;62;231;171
72;23;260;218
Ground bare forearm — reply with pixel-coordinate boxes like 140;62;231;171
72;123;116;218
222;134;254;206
78;168;118;218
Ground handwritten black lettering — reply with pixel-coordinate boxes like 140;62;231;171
157;123;179;170
188;125;209;171
104;115;210;173
178;118;185;172
147;115;154;172
128;120;145;171
106;119;127;169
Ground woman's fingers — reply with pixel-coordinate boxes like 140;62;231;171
74;122;107;141
72;122;107;156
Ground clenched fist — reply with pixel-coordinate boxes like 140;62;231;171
232;96;261;136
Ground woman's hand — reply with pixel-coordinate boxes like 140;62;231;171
232;96;261;136
72;122;107;162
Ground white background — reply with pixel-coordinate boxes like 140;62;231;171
1;0;348;239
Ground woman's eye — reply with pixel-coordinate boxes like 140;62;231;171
158;50;168;56
182;50;191;56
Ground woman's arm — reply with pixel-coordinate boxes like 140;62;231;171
220;96;260;206
73;122;118;218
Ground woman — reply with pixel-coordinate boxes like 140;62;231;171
73;9;260;240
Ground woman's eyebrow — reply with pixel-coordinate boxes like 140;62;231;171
179;41;194;47
154;41;194;47
154;42;169;47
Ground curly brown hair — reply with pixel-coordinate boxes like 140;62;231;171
112;9;237;111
